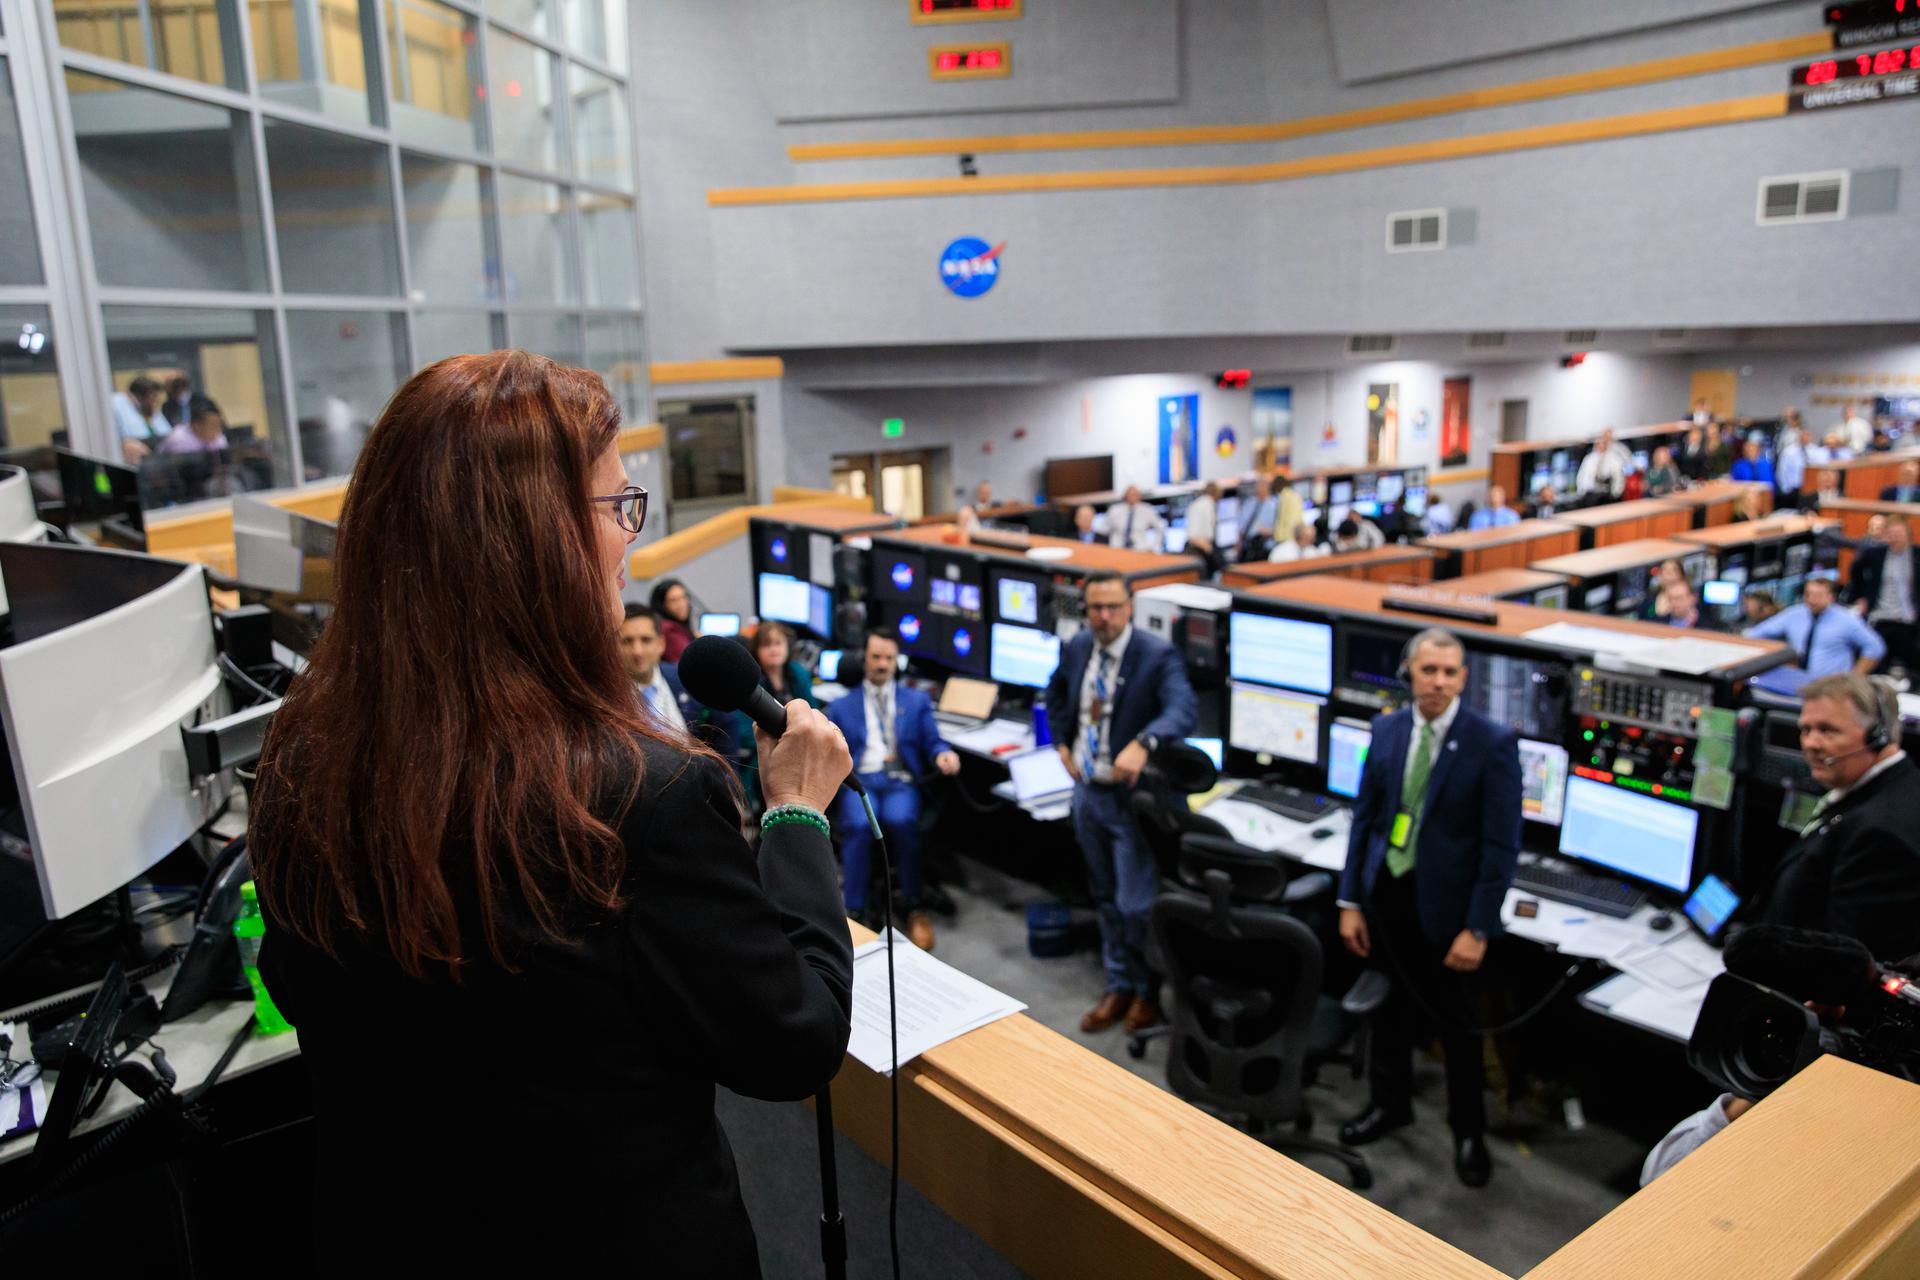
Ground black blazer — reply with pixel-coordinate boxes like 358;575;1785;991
1847;543;1920;620
259;736;853;1274
1746;755;1920;963
1338;705;1523;942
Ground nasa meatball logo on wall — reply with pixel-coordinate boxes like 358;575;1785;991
939;238;1004;297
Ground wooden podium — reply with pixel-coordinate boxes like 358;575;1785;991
832;929;1920;1279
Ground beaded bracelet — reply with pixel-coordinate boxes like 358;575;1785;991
761;803;830;836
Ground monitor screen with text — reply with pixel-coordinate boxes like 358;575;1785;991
1229;612;1333;694
1557;777;1697;893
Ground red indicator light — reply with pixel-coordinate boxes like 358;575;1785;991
506;79;522;97
1886;976;1905;994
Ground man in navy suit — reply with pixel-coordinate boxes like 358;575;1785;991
1336;627;1521;1188
825;627;960;951
1044;574;1198;1035
620;603;736;758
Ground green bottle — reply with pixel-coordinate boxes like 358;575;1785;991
234;881;293;1036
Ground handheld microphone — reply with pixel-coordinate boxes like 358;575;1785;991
678;636;865;795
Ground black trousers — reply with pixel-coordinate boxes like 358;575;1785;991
1365;869;1488;1138
1874;619;1917;671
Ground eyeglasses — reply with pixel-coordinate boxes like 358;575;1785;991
591;484;648;534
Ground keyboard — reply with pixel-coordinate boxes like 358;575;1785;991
1234;782;1338;824
1512;862;1646;919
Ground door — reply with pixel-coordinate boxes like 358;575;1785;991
659;396;756;531
1690;370;1738;421
831;448;949;520
1500;399;1529;444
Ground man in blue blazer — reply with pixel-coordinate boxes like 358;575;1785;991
1335;627;1521;1188
825;627;959;951
1044;575;1198;1035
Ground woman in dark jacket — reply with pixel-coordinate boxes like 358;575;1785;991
737;621;817;795
249;351;853;1275
652;576;697;662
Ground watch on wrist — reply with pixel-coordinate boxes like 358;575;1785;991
1469;928;1488;942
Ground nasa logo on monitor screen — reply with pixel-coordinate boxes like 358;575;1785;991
899;614;922;644
952;627;973;657
769;536;788;563
890;560;916;592
939;237;1003;298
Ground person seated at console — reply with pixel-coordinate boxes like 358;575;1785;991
1072;503;1099;543
823;627;959;949
1741;674;1920;962
1745;575;1883;678
158;399;229;455
1467;485;1518;530
1268;521;1328;563
1659;578;1720;631
1332;515;1386;552
1107;485;1165;552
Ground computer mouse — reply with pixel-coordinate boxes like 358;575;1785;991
1648;912;1674;932
1311;827;1334;840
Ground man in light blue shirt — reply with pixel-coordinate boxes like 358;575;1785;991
1466;485;1519;531
1745;576;1885;677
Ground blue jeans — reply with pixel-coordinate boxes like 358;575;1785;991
1072;782;1158;997
835;773;923;912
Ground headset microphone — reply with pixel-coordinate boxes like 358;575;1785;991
1820;743;1881;768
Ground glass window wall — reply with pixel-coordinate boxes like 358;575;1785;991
286;308;407;481
265;118;402;297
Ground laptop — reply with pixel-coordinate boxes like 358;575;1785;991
1008;747;1076;805
936;676;999;728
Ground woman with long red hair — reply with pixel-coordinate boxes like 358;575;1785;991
249;351;853;1273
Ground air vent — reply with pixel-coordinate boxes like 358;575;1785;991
1564;329;1598;346
1653;329;1689;341
1385;208;1446;254
1757;171;1848;225
1467;332;1507;349
1347;333;1397;356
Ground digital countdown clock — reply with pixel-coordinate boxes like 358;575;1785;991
928;43;1010;80
1793;42;1920;83
912;0;1021;21
1823;0;1920;46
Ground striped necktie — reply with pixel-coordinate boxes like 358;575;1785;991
1083;649;1113;779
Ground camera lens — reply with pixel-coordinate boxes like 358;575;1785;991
1736;1007;1802;1085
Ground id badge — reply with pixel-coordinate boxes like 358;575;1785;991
1389;810;1414;850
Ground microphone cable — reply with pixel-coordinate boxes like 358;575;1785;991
856;787;903;1280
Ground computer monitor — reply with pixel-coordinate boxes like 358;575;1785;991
1163;525;1189;553
1326;718;1371;798
1682;873;1742;943
931;579;957;608
1582;582;1613;612
1352;500;1381;518
759;524;798;575
1518;738;1569;825
1631;450;1650;473
0;542;229;921
992;570;1044;626
1528;467;1551;497
875;601;938;659
1228;611;1333;695
938;616;987;675
1215;517;1241;547
1216;495;1241;525
816;648;845;682
1341;626;1409;694
1184;736;1224;769
808;532;835;589
757;572;812;628
1557;776;1699;894
56;450;143;536
1701;580;1740;607
1753;542;1784;580
1228;681;1322;766
1465;651;1561;742
1784;542;1812;577
989;622;1061;689
1328;480;1353;506
1377;474;1404;506
1353;477;1377;502
697;612;741;637
1326;504;1351;531
1402;486;1428;518
874;549;929;602
1680;552;1710;583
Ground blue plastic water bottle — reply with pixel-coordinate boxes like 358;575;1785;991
1031;701;1051;747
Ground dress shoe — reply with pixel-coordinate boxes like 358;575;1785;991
907;911;936;952
1080;990;1133;1033
1123;997;1164;1034
1338;1105;1414;1147
1454;1134;1491;1188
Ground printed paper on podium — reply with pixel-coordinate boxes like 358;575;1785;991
848;930;1027;1076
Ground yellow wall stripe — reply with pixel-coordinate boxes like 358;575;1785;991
787;32;1831;162
617;422;665;453
650;357;787;384
714;94;1787;207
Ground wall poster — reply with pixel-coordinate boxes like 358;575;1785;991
1252;387;1292;470
1158;394;1198;483
1366;383;1399;464
1441;376;1471;467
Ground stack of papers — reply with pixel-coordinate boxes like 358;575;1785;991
946;718;1033;755
847;930;1027;1076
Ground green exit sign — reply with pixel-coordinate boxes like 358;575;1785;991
882;418;905;438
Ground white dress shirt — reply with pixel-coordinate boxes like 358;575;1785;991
1268;538;1329;562
638;670;687;735
1076;625;1132;782
1106;502;1165;551
858;679;896;776
1576;445;1630;497
1185;494;1217;547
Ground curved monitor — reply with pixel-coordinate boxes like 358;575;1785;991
0;543;226;918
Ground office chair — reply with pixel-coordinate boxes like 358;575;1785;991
1150;840;1388;1189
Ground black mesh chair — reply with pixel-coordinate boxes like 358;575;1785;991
1149;837;1388;1189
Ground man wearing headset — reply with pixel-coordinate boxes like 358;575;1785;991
1744;673;1920;961
1335;627;1521;1189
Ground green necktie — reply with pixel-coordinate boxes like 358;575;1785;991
1387;721;1437;879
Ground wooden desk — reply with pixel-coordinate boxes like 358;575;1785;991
1528;538;1705;585
1417;519;1579;577
1440;568;1572;603
1805;448;1920;499
1553;499;1696;550
1651;479;1774;528
1489;421;1692;499
1218;545;1436;589
1245;575;1786;674
1670;513;1833;553
876;523;1203;590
